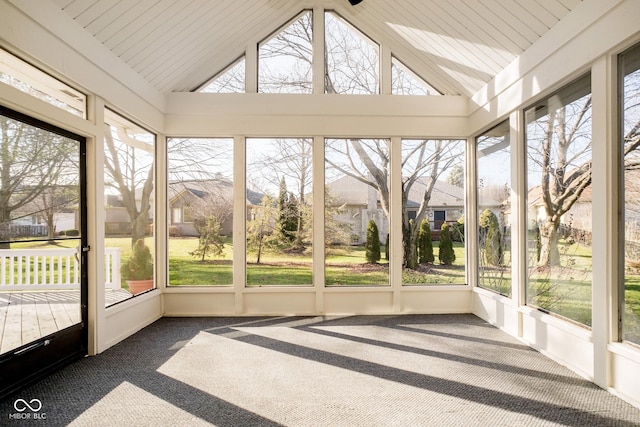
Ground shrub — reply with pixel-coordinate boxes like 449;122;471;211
365;220;381;263
189;217;225;261
438;223;455;265
479;209;502;265
418;220;434;263
452;215;464;242
121;239;153;280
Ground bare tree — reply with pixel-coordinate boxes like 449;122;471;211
528;94;593;267
401;140;463;268
104;123;154;247
0;114;76;247
247;195;278;263
256;11;460;268
32;184;79;240
530;77;640;267
258;138;313;249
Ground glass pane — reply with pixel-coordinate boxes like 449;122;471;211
167;138;234;286
198;57;245;93
525;75;593;326
246;138;313;286
259;11;313;94
325;138;389;286
0;48;86;117
391;57;439;95
401;139;466;285
621;44;640;344
104;111;155;305
477;121;511;296
0;111;81;355
325;12;379;94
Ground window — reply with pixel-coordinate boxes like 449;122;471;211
391;57;440;95
197;57;245;93
620;43;640;345
192;9;440;97
104;110;155;304
477;121;511;296
325;12;379;94
246;138;313;286
525;75;592;326
0;48;86;117
167;138;234;286
172;207;182;225
259;11;313;94
401;139;466;285
325;138;389;286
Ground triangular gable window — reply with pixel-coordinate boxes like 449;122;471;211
392;57;440;95
325;12;379;94
259;11;313;94
197;56;245;93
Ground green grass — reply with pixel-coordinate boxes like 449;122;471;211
623;275;640;343
165;238;468;287
402;243;466;285
525;239;593;326
6;236;640;343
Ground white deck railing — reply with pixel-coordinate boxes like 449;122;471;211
0;247;121;290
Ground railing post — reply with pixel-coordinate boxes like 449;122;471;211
112;247;121;289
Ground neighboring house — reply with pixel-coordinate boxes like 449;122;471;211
326;175;473;244
526;184;594;235
168;178;263;237
7;189;79;238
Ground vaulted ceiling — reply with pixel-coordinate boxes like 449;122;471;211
50;0;582;97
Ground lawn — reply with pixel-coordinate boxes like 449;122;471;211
527;239;594;326
6;236;640;344
166;237;467;287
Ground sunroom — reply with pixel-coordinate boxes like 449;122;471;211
1;0;640;419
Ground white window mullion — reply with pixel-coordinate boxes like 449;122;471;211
591;55;619;388
390;137;402;310
381;44;392;96
312;7;325;95
313;136;325;311
233;135;246;312
510;110;527;320
245;45;258;93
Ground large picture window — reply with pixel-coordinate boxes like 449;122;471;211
525;75;593;326
104;111;155;305
325;12;379;95
325;138;389;286
477;122;511;296
258;11;313;94
401;139;466;285
620;43;640;345
167;138;234;286
246;138;313;286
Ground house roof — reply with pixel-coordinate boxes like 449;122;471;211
168;179;264;206
327;174;471;209
47;0;581;97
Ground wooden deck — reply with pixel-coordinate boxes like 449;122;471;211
0;289;132;355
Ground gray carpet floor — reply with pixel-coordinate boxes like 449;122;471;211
1;314;640;426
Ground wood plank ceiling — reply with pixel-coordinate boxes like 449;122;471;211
50;0;582;97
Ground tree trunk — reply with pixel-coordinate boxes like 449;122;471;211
130;210;149;248
538;219;561;267
256;232;263;264
402;219;419;269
